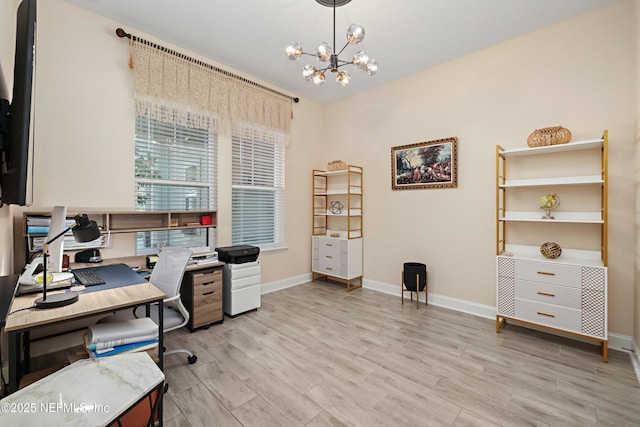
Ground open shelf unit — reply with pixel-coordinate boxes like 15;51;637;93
313;165;363;239
312;165;363;291
495;131;609;362
24;210;216;253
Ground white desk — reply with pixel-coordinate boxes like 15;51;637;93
0;353;164;426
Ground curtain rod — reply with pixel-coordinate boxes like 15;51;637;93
115;28;299;104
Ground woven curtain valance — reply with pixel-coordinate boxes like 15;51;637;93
131;39;292;134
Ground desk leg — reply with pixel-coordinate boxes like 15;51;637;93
158;298;163;426
157;299;163;372
23;330;30;373
8;331;19;394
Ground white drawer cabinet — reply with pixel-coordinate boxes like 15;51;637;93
514;260;582;287
514;279;582;309
497;256;608;361
312;236;362;290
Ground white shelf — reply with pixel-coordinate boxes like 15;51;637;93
314;166;363;177
501;175;603;187
500;211;603;223
500;244;604;267
498;138;604;157
314;189;363;195
314;209;362;217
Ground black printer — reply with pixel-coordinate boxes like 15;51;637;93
215;245;260;264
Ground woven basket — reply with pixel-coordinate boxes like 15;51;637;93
327;160;347;171
527;126;572;148
540;242;562;259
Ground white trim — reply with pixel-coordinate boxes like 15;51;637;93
261;273;312;294
631;339;640;384
363;278;496;319
608;332;633;353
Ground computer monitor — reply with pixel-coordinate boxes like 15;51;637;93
46;205;68;273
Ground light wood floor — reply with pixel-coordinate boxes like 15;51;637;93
161;281;640;427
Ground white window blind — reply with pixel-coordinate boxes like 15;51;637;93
231;125;285;250
135;104;217;254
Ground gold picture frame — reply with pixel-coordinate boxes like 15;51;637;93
391;137;458;190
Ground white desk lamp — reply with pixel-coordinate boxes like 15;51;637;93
35;213;101;309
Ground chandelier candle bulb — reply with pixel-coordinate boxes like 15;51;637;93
284;0;378;86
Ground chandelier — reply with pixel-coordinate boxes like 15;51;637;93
284;0;378;86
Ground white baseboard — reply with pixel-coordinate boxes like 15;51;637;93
261;273;312;294
363;278;496;319
631;339;640;383
608;332;633;353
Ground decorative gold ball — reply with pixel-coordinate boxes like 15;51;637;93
540;242;562;259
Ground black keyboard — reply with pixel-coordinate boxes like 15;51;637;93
72;270;106;286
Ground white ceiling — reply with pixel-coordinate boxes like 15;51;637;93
66;0;619;105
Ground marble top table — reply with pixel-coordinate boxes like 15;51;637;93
0;352;164;426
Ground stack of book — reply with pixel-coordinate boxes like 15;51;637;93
26;214;106;251
85;318;158;358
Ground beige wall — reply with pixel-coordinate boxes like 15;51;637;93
634;0;640;353
10;0;325;284
323;1;636;336
1;0;638;341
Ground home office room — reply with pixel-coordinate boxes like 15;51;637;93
1;0;639;426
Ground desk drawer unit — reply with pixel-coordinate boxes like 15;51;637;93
312;237;362;288
181;267;223;331
223;261;261;316
496;256;608;360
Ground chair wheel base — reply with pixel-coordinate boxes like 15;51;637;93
188;355;197;364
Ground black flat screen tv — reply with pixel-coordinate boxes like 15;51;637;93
0;0;36;206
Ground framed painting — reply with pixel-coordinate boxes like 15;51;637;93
391;136;458;190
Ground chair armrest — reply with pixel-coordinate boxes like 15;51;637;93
163;294;181;304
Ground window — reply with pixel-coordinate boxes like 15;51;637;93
231;125;285;250
135;103;217;254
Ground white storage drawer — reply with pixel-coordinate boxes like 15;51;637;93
514;279;581;309
318;241;342;260
229;274;260;290
311;236;362;280
317;259;343;276
515;299;581;332
225;261;261;279
223;261;261;315
226;286;261;316
515;259;581;287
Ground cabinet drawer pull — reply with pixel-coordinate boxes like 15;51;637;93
325;243;334;247
203;291;215;296
536;271;555;276
325;267;333;271
201;281;216;286
537;291;556;297
536;311;555;318
196;271;219;277
325;255;333;259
